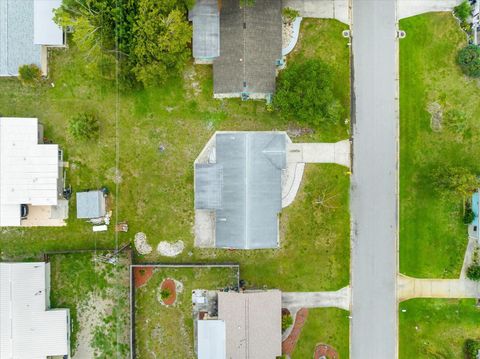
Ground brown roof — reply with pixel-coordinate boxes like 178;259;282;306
218;290;282;358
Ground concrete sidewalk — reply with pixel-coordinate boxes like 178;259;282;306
398;275;480;301
282;286;350;311
398;0;460;19
287;140;351;168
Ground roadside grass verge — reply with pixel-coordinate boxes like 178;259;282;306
134;266;238;358
292;308;350;359
399;299;480;358
399;12;480;278
49;250;131;358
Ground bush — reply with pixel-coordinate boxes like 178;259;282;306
281;313;293;331
273;59;344;128
18;64;42;86
443;109;469;135
283;7;300;23
454;1;471;22
464;339;480;359
466;265;480;281
160;288;171;300
458;45;480;78
68;113;99;141
464;206;475;224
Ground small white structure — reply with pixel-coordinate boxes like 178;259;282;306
0;117;67;226
197;320;226;359
0;262;70;358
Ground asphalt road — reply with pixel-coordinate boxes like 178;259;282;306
350;0;398;358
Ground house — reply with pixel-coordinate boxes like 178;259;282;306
189;0;220;62
190;0;282;100
76;190;106;219
0;262;70;358
0;117;68;226
196;290;282;359
0;0;65;77
194;132;287;249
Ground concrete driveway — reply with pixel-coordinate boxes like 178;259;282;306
283;0;349;25
398;0;460;20
282;286;350;311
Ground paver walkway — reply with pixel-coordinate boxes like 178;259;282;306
282;308;309;357
397;274;480;301
282;286;350;311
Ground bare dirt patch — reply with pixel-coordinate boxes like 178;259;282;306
282;308;309;356
134;266;154;289
159;278;177;306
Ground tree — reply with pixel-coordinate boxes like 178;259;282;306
463;205;475;224
454;1;471;22
18;64;42;86
68;113;100;141
458;45;480;78
273;60;344;127
431;166;480;198
132;3;192;87
464;339;480;359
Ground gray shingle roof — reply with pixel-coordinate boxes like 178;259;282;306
213;0;282;96
195;132;286;249
189;0;220;59
0;0;42;76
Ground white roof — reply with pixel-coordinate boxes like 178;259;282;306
0;118;59;226
197;320;225;359
218;291;282;359
33;0;63;45
0;262;70;359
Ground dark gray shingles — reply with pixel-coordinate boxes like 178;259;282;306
213;0;282;95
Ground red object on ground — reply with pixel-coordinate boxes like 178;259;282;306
282;308;309;356
133;266;154;289
160;278;177;305
314;343;339;359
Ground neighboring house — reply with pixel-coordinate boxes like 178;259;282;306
76;190;106;219
0;262;71;359
197;290;282;359
194;132;287;249
190;0;282;100
189;0;220;62
0;0;65;77
0;117;68;227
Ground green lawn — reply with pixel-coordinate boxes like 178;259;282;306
49;251;131;358
292;308;350;359
399;13;480;278
400;299;480;358
0;19;351;292
134;266;238;358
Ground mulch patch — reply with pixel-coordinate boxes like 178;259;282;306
282;308;309;356
160;278;177;305
314;343;339;359
133;266;154;289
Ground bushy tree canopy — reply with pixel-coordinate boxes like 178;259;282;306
68;113;100;141
273;60;344;127
454;1;471;22
54;0;192;87
432;166;480;198
458;45;480;78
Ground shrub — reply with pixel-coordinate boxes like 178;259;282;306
454;1;471;22
273;59;344;128
281;313;293;331
283;7;300;23
466;265;480;281
68;113;99;141
18;64;42;86
443;109;469;135
463;339;480;359
464;206;475;224
160;288;171;300
458;45;480;78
